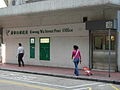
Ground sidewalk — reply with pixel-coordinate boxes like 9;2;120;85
0;63;120;84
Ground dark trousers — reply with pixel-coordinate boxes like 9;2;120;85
18;53;24;67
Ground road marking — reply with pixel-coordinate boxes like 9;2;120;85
0;71;102;89
73;87;88;90
73;87;92;90
0;72;36;81
0;73;102;89
0;76;68;88
98;84;106;87
67;83;100;88
0;80;59;90
88;87;92;90
109;84;119;90
99;84;119;90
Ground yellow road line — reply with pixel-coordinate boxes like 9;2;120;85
0;80;59;90
87;87;92;90
109;84;119;90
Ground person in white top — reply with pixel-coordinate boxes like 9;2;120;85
17;43;24;67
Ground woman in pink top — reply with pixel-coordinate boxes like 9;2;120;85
72;45;81;76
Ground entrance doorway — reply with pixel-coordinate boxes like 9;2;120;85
39;37;50;61
91;30;117;71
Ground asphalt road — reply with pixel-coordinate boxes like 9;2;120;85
0;70;119;90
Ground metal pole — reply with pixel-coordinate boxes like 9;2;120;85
108;29;111;77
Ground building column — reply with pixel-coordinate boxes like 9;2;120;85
117;31;120;72
117;11;120;72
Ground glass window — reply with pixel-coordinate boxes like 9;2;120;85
94;36;103;50
105;35;115;50
12;0;15;5
40;38;50;43
31;38;35;44
26;0;44;3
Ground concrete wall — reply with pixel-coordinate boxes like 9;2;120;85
1;0;120;16
1;7;118;28
3;23;89;69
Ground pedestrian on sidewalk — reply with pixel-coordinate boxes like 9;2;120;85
72;45;81;76
17;43;24;67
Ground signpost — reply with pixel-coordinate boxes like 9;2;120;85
106;21;113;77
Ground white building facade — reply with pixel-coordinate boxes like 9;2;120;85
0;0;120;71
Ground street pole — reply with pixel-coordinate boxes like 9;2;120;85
106;21;112;77
108;29;111;77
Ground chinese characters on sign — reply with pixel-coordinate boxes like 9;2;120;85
6;28;73;36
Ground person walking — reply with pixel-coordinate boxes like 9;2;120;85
72;45;81;76
17;43;24;67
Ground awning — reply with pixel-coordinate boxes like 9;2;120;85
86;20;117;30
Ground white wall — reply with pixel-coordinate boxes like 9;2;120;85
0;7;117;28
1;0;118;16
4;36;89;68
3;23;89;69
5;37;29;64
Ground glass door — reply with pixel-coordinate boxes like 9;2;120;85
92;31;117;70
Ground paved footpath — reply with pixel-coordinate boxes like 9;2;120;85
0;64;120;84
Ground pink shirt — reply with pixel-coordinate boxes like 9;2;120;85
72;50;81;59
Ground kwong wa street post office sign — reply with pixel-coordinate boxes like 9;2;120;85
6;28;73;36
4;23;86;37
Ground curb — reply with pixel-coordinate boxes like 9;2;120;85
0;68;120;85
